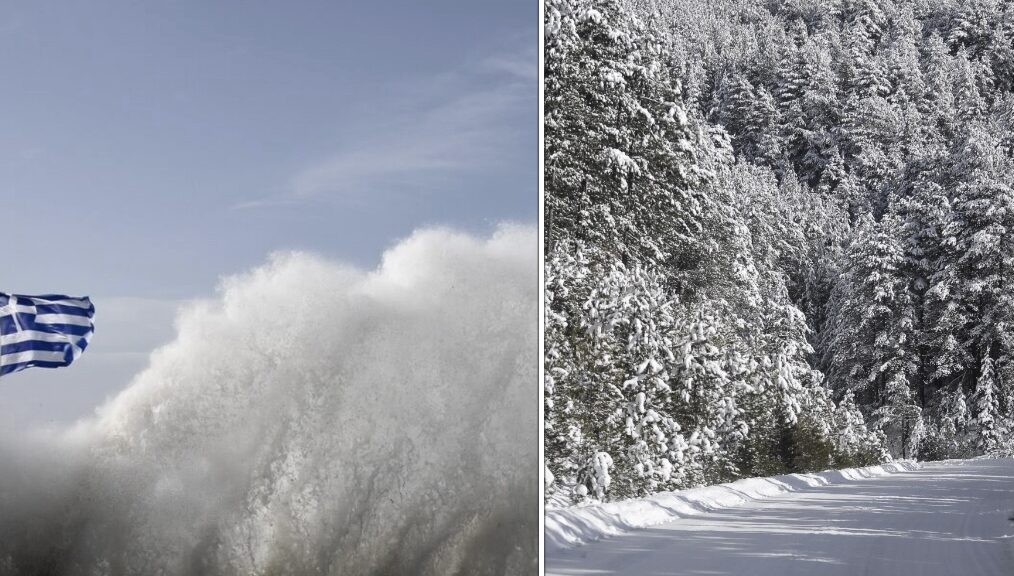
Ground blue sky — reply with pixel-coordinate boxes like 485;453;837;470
0;1;537;428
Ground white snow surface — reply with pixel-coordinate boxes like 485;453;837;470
547;458;1014;575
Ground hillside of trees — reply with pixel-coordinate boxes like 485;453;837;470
545;0;1014;503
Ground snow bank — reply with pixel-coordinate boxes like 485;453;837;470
545;461;921;553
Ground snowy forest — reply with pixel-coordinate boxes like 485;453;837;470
544;0;1014;503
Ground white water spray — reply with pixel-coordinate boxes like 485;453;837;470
0;226;537;576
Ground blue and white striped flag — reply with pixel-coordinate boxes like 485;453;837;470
0;293;95;377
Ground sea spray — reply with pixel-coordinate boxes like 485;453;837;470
0;225;537;576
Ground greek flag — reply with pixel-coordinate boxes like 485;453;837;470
0;293;95;377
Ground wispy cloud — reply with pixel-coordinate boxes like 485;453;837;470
234;40;535;211
479;42;538;83
230;197;305;210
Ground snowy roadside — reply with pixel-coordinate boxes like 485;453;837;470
545;461;921;553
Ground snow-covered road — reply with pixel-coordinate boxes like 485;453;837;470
546;459;1014;575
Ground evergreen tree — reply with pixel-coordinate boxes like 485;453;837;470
873;372;925;459
843;0;890;98
971;351;1002;453
833;391;884;466
545;0;727;272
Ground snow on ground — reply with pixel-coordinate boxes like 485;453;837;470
546;458;1014;575
546;461;920;553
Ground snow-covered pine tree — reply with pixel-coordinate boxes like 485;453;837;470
545;0;723;270
873;372;925;459
891;176;950;412
824;216;920;456
929;385;971;459
941;125;1014;439
952;51;986;121
885;5;926;106
714;74;782;166
920;31;957;130
971;351;1002;454
843;0;891;98
946;0;999;57
833;390;885;466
